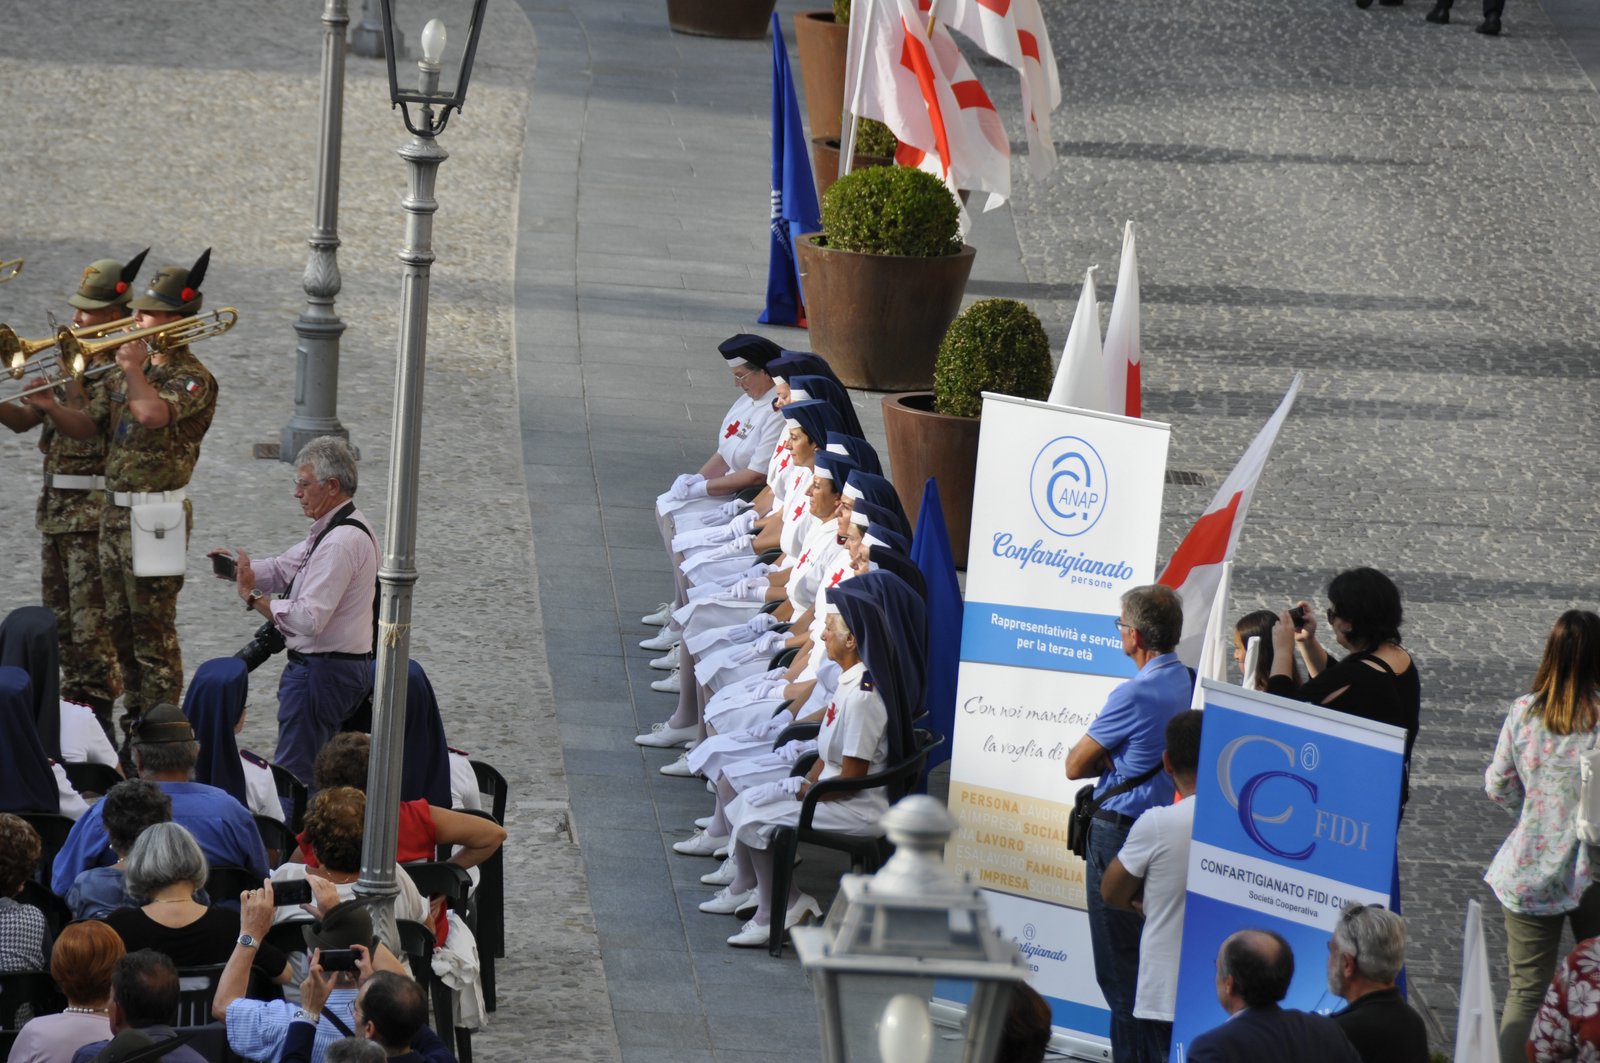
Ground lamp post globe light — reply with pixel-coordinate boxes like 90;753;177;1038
354;0;489;943
792;796;1028;1063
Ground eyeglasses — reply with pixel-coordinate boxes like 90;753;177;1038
732;369;755;383
1115;620;1135;632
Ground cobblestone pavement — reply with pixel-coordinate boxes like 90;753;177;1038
996;0;1600;1043
0;4;615;1060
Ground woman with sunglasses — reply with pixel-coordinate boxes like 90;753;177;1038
1267;567;1420;807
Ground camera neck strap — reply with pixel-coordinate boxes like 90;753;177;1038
284;501;371;599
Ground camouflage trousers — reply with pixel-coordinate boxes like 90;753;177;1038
100;504;188;717
42;528;120;706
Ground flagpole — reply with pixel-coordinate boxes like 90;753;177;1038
924;0;940;36
839;0;878;179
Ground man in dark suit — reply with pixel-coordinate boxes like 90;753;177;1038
1187;930;1363;1063
1327;904;1431;1063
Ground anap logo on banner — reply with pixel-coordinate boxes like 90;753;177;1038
945;395;1170;1051
1170;680;1405;1058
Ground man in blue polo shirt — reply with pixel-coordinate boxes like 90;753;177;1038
1066;584;1193;1063
52;703;268;894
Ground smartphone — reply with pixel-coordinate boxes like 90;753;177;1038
1290;604;1309;630
318;948;359;972
270;878;312;907
212;553;237;580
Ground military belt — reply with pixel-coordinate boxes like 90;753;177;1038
45;473;105;491
109;488;187;507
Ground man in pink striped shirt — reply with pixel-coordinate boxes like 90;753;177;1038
211;437;378;786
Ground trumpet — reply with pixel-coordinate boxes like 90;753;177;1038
0;259;20;284
1;308;238;405
2;316;136;380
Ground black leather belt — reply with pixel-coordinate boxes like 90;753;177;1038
1093;809;1137;831
287;649;372;665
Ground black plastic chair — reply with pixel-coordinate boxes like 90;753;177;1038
397;920;471;1063
269;763;308;834
173;964;227;1027
18;812;75;893
205;866;261;905
468;760;507;825
0;970;64;1031
406;858;495;1011
62;761;122;797
18;880;73;940
766;729;945;956
755;546;783;566
254;815;298;867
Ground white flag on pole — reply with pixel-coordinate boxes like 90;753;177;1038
1159;374;1303;668
1047;267;1110;412
1191;560;1232;710
1455;900;1499;1063
1103;220;1141;419
843;0;1011;211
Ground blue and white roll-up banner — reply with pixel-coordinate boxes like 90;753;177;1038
943;395;1170;1055
1169;679;1405;1058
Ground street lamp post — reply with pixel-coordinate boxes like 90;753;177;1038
355;0;489;943
351;0;389;58
281;0;353;460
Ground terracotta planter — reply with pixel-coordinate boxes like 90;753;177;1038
882;393;980;569
810;136;894;201
794;11;849;140
667;0;777;38
796;234;975;391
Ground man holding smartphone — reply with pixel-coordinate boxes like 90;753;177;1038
208;436;377;786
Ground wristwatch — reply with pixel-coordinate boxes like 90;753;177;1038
245;589;265;611
292;1007;320;1025
237;933;258;949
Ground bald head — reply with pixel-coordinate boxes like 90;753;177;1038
1216;929;1294;1013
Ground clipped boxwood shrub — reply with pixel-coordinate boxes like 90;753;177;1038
933;299;1052;418
820;165;960;258
834;0;850;23
856;118;898;158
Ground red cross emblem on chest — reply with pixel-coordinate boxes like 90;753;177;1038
724;420;741;439
778;454;790;471
797;550;811;567
824;702;837;726
829;569;844;587
793;502;804;520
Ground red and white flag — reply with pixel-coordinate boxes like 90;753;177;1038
919;0;1060;179
1103;220;1141;418
1159;374;1303;668
845;0;1011;210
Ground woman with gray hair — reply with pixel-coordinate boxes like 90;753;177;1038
103;822;291;982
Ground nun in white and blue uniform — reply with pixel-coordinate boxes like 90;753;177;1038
705;571;927;947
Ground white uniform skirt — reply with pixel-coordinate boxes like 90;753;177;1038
723;744;815;792
703;685;788;735
727;780;889;851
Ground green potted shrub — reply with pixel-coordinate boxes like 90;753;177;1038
882;298;1052;567
812;117;898;200
667;0;778;38
794;0;852;140
796;164;977;390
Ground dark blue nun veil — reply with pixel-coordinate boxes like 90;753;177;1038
851;499;912;548
182;657;251;805
826;571;928;771
825;432;883;478
400;661;453;808
789;375;865;439
0;607;62;760
0;665;59;813
782;399;843;452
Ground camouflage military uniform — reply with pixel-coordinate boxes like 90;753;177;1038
38;369;119;709
92;346;218;717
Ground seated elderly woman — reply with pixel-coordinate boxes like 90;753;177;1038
0;814;47;974
5;920;125;1063
103;822;291;981
271;787;430;930
65;779;174;920
703;571;926;946
0;665;89;822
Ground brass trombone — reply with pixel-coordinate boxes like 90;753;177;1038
0;259;21;284
2;316;136;380
1;308;238;405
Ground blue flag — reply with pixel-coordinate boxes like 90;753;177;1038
757;12;821;328
911;477;963;781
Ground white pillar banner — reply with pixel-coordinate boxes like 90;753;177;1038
943;393;1170;1049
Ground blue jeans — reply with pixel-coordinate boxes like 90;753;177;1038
275;656;373;785
1135;1018;1172;1063
1086;818;1142;1063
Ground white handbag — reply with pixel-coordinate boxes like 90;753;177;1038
129;501;188;577
1578;731;1600;846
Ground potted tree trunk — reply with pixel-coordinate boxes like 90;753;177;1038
811;117;897;200
667;0;779;38
796;165;976;391
882;299;1053;568
794;0;851;140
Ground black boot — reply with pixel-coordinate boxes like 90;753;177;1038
1425;2;1449;21
1475;15;1501;33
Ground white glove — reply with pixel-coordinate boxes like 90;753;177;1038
685;481;709;500
751;677;788;700
745;613;782;635
756;711;794;739
702;499;749;525
730;510;759;536
743;781;788;806
752;631;788;655
707;534;755;561
779;775;807;796
731;576;769;602
670;479;695;501
776;739;816;765
703;524;740;546
671;473;695;492
729;643;763;666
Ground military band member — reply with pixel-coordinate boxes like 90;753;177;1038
28;250;219;734
0;251;148;737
